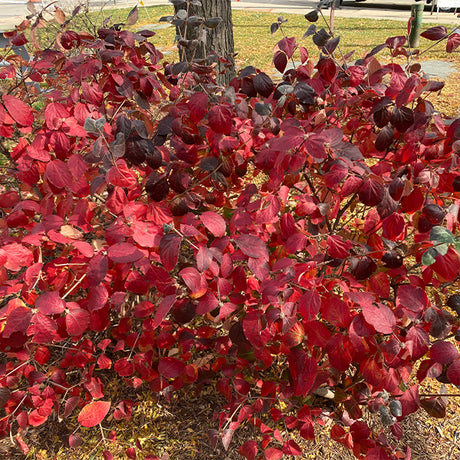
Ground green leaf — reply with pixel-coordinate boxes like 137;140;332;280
430;226;455;244
454;238;460;253
435;242;449;256
421;247;439;266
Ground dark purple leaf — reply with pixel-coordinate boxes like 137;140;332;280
421;26;448;41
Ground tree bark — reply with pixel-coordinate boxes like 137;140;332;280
174;0;235;85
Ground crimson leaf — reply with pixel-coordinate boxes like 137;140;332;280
235;235;269;260
421;26;447;41
78;401;111;427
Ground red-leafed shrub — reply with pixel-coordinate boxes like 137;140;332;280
0;3;459;459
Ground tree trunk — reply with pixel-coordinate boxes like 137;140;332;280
174;0;235;85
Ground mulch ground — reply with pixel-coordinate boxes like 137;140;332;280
1;373;459;459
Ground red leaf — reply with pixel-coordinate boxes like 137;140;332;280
196;291;218;315
114;358;134;377
299;420;315;440
77;401;111;427
159;234;181;271
208;106;232;134
69;434;83;448
73;241;94;258
430;341;459;364
113;400;133;420
381;213;405;240
87;285;108;312
399;385;419;416
243;311;264;348
350;421;371;441
235;235;268;260
107;159;138;187
390;106;414;132
35;292;66;315
27;313;58;343
406;326;429;360
288;349;317;396
0;388;10;409
447;359;460;385
179;267;207;299
3;305;32;337
46;160;73;189
107;242;144;263
273;51;288;73
2;243;33;272
239;440;258;460
264;447;283;460
64;396;81;418
132;221;161;248
298;291;321;321
365;447;392;460
327;235;352;259
196;245;212;272
253;72;274;98
385;35;407;49
2;95;33;126
431;247;460;282
359;178;384;206
362;303;396;334
66;306;90;336
87;251;108;286
316;57;337;82
321;295;351;328
158;357;185;379
278;36;297;59
282;439;302;455
324;162;348;188
327;334;352;372
299;46;309;63
420;396;447;418
188;92;208;123
28;410;48;427
446;33;460;53
369;272;390;298
330;424;353;448
285;233;307;254
221;428;234;450
375;126;394;152
60;30;81;49
348;65;365;86
134;301;155;318
200;211;226;237
126;447;137;459
45;102;69;130
396;285;428;317
0;191;20;209
400;187;424;213
152;295;176;328
11;33;28;46
421;26;447;41
97;354;112;370
81;81;103;105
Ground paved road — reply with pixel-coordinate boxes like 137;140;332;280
1;0;459;31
